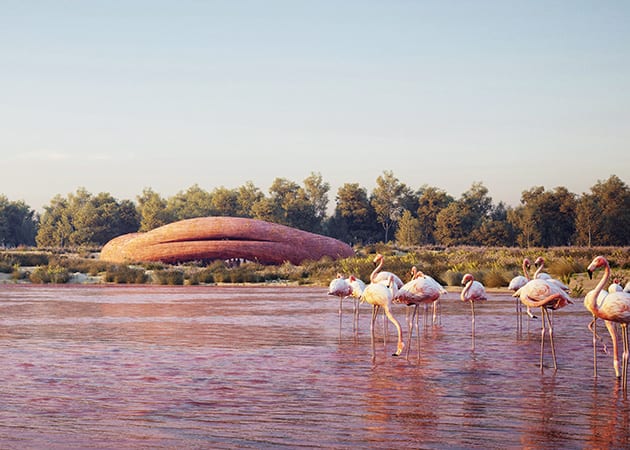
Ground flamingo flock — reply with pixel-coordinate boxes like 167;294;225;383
326;253;630;392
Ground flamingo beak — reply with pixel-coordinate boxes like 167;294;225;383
587;269;593;280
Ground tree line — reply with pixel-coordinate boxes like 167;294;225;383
1;172;628;249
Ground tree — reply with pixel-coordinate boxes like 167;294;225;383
36;188;140;247
370;171;407;242
332;182;379;244
434;183;493;246
210;186;239;217
0;195;37;247
166;184;213;220
137;188;174;232
395;210;421;246
266;177;319;231
574;193;601;246
515;186;576;247
474;202;517;246
588;175;630;245
236;181;264;217
416;186;453;244
303;172;330;232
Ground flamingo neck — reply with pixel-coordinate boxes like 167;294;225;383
370;257;383;283
461;279;473;300
522;260;531;281
534;263;544;278
587;260;610;314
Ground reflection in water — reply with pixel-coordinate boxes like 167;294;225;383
0;285;628;448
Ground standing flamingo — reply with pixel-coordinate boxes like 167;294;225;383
534;257;569;292
361;273;404;361
410;266;447;325
371;253;403;288
513;277;573;370
508;258;537;326
586;256;630;391
348;275;366;331
327;274;353;332
609;278;623;293
394;268;442;358
460;273;487;351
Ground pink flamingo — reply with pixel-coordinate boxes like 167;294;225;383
508;258;537;326
327;274;353;331
395;268;442;358
586;256;630;390
513;277;573;370
609;278;623;293
371;253;403;288
348;275;366;330
361;270;404;361
460;273;487;351
534;256;569;292
410;266;447;325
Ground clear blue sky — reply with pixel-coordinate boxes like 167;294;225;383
2;1;629;213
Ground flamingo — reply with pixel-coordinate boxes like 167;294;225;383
625;281;630;293
609;278;623;293
361;273;404;360
586;256;630;391
327;274;353;332
410;266;447;325
394;268;442;358
371;253;403;288
508;258;537;324
348;275;366;330
513;277;573;370
585;287;621;380
534;257;569;292
460;273;487;351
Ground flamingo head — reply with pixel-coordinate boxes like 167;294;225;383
461;273;474;285
410;266;417;278
336;273;343;279
523;258;532;269
534;257;544;267
587;255;608;279
372;253;383;265
348;275;356;282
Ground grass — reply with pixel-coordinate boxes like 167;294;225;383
1;245;628;291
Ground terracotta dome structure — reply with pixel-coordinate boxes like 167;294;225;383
100;216;354;265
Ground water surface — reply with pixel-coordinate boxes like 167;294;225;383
0;285;628;449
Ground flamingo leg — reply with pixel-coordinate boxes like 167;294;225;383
546;307;557;370
604;320;621;379
539;308;546;371
590;317;598;378
382;304;404;356
471;301;476;351
370;305;379;362
405;305;417;360
338;297;343;339
622;324;629;393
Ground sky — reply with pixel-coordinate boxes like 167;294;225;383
2;0;629;213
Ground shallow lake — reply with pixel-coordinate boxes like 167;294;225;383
0;284;628;449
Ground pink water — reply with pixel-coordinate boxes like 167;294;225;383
0;285;628;449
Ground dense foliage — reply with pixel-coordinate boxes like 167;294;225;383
0;173;628;249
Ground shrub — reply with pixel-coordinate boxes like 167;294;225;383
105;265;147;284
154;269;184;285
483;270;508;288
29;265;70;284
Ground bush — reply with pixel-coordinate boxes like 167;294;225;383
105;265;147;284
29;265;70;284
154;269;184;285
483;270;508;288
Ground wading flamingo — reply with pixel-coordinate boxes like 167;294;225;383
410;266;447;325
513;277;573;371
327;274;353;332
394;268;442;358
348;275;366;330
361;273;404;361
371;253;403;288
609;279;623;293
534;257;569;292
586;256;630;391
460;273;487;351
508;258;537;325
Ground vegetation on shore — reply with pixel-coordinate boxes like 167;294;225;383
2;245;628;299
